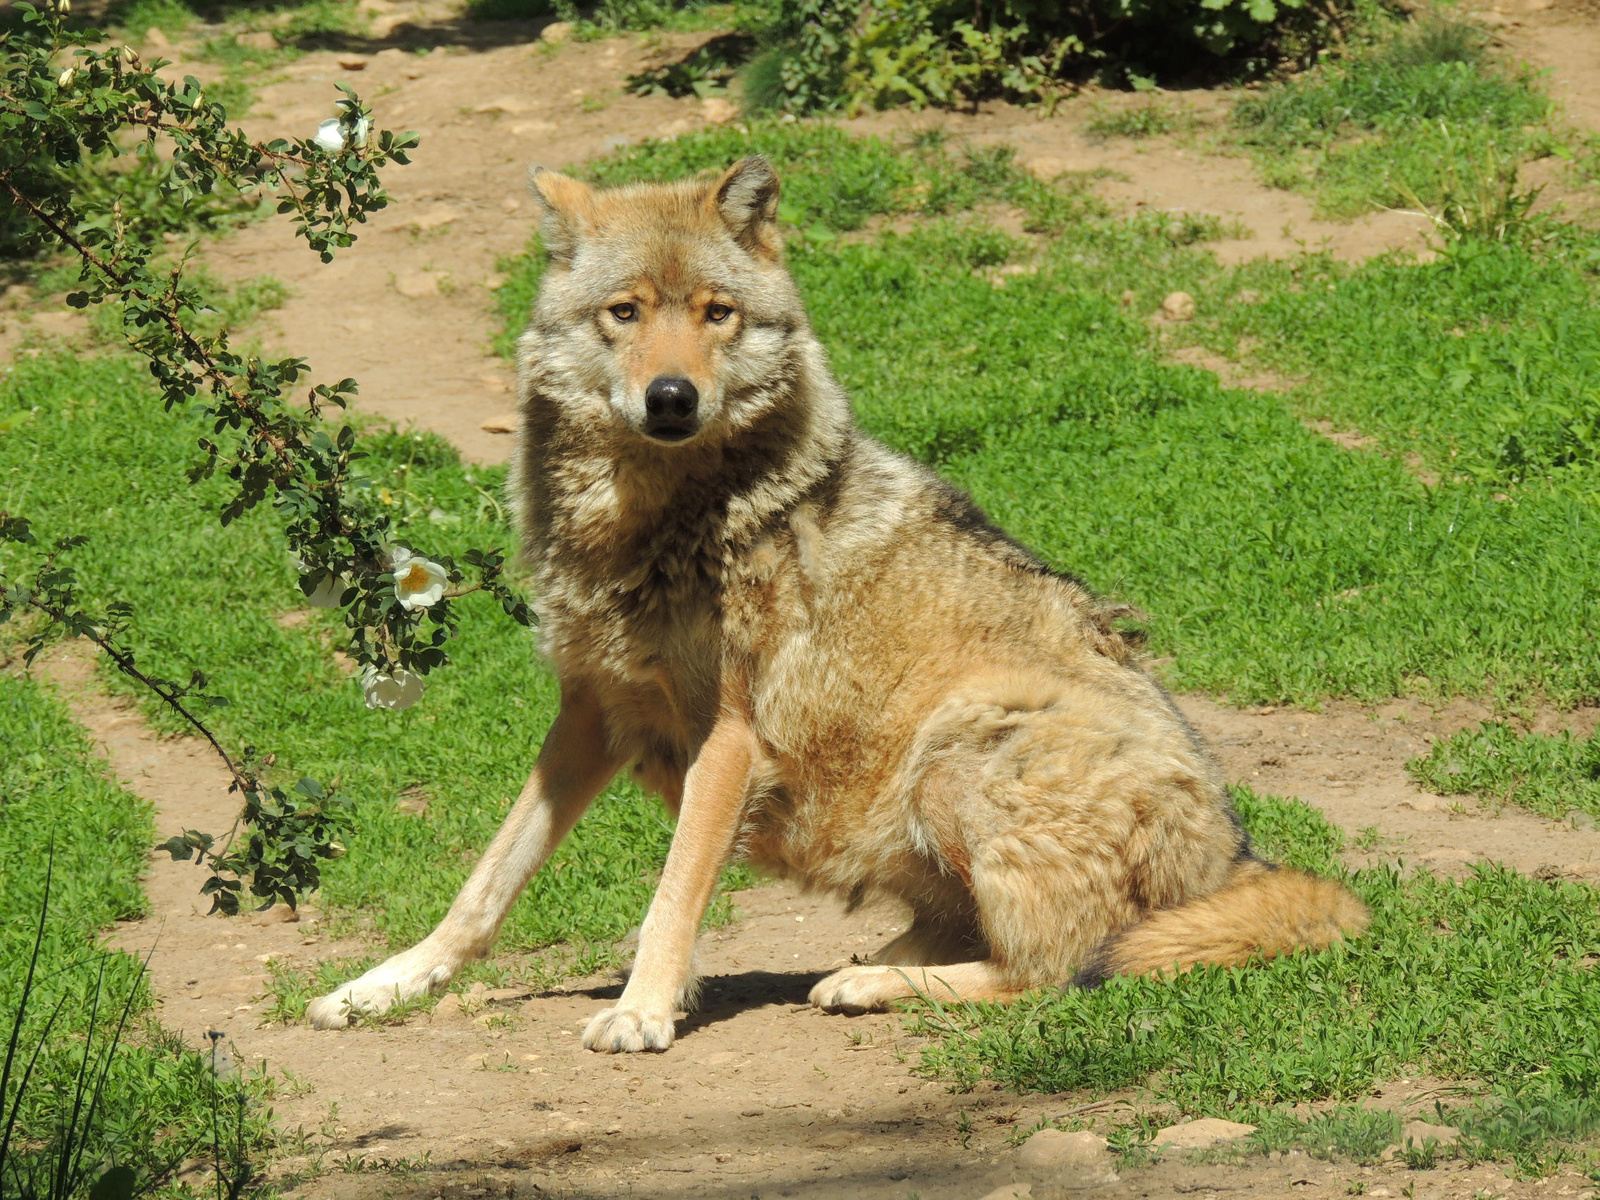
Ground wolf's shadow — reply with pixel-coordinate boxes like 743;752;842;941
558;969;830;1038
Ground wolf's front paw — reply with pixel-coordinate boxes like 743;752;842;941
809;965;902;1014
305;948;455;1030
582;1006;676;1053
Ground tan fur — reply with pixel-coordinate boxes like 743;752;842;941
1087;859;1371;980
306;157;1368;1048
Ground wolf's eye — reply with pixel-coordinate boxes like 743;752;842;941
608;303;637;322
706;304;734;323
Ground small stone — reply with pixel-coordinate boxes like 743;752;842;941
1401;1120;1460;1146
394;271;439;299
702;1050;742;1067
482;986;525;1003
1160;291;1196;321
409;204;462;231
1232;289;1263;305
977;1186;1031;1200
337;55;368;70
433;992;464;1017
1017;1128;1110;1170
474;96;533;115
481;412;518;434
483;272;508;290
1152;1117;1257;1148
501;197;522;214
540;20;573;43
701;97;739;125
1565;809;1598;831
1563;861;1600;877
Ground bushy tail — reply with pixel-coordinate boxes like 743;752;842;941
1074;859;1368;987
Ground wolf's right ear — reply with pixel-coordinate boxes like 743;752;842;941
711;156;781;258
528;166;594;263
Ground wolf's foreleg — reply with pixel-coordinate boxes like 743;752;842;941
582;712;757;1053
307;690;620;1030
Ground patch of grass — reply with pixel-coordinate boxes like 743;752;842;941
118;0;197;40
1244;1107;1402;1164
1233;17;1553;219
0;674;271;1186
583;121;1100;235
913;789;1600;1164
1407;722;1600;821
1208;239;1600;494
1085;100;1197;142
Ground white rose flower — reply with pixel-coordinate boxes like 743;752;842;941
361;665;424;711
313;116;370;153
391;547;448;611
302;571;347;608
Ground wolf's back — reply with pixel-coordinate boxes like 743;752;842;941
1074;858;1368;986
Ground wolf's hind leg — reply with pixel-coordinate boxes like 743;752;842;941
814;770;1142;1012
307;689;621;1030
873;893;987;967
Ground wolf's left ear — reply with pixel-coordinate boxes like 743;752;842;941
529;166;594;263
711;156;781;258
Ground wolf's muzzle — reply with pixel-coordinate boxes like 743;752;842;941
644;376;699;442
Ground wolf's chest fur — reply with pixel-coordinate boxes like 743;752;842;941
528;440;814;758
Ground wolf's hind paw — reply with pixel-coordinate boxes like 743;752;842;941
809;965;900;1014
582;1006;675;1053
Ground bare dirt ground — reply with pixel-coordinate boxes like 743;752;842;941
10;4;1600;1196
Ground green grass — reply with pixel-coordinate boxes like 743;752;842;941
913;789;1600;1171
1409;722;1600;821
1085;99;1198;142
1232;17;1553;219
0;673;271;1189
1207;238;1600;494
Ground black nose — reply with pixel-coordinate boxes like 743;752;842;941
643;376;699;441
645;376;699;421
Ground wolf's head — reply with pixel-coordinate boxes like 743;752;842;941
522;156;816;449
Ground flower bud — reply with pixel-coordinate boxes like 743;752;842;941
57;0;71;12
57;67;75;87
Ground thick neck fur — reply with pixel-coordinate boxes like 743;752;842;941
514;336;851;607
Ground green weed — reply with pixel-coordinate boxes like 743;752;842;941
1233;17;1552;219
1085;100;1197;142
1408;722;1600;821
1208;239;1600;496
1245;1107;1401;1164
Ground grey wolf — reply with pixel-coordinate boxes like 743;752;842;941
307;156;1368;1051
